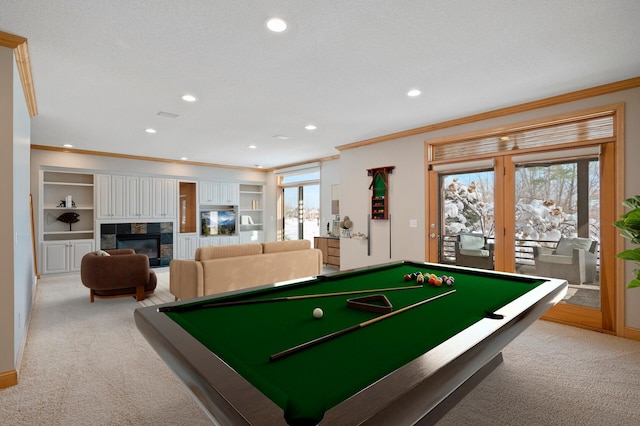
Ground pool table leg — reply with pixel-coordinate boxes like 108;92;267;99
415;352;504;425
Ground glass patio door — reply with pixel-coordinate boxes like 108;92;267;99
513;152;601;309
283;184;320;244
431;163;496;270
428;146;615;331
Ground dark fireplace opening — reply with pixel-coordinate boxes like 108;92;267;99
116;233;161;267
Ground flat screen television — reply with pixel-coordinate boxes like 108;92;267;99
201;210;236;236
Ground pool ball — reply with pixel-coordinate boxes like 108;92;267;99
313;307;324;319
416;275;424;284
404;274;412;282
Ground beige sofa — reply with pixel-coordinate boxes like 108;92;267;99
169;240;323;300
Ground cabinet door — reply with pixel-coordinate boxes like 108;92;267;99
199;181;218;204
219;183;239;205
153;178;177;218
138;177;153;218
164;179;177;217
126;176;152;218
126;176;141;217
111;175;127;218
42;242;69;274
177;235;198;260
69;240;95;271
96;174;112;219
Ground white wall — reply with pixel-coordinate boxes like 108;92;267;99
0;44;14;378
13;54;33;364
0;46;34;379
340;137;426;270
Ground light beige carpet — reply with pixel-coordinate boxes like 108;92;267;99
0;270;211;425
2;270;640;425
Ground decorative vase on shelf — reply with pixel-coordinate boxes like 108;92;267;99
340;216;353;238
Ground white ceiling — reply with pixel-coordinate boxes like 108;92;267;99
2;1;640;170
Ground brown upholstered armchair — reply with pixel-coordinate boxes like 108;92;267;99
80;249;157;302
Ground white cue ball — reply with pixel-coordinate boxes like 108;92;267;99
313;307;324;319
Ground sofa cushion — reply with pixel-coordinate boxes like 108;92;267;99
459;248;490;257
200;248;322;295
262;239;311;253
195;243;263;261
555;237;592;256
459;234;485;250
539;254;574;265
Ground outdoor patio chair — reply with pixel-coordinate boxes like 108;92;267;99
455;233;494;270
532;237;597;284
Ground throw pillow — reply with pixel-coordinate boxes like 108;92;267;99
95;249;110;257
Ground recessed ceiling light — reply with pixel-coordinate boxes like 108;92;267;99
273;134;289;140
145;128;157;134
249;145;257;149
266;17;288;33
255;164;264;169
407;89;421;97
182;94;197;102
180;157;188;161
62;144;73;148
305;124;317;130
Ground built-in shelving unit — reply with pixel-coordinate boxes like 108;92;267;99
238;184;264;243
40;170;96;274
42;170;95;241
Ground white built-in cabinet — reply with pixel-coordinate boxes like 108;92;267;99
97;174;177;220
97;174;127;219
176;234;199;260
126;176;153;218
42;170;262;265
41;239;95;274
199;181;239;205
153;178;177;218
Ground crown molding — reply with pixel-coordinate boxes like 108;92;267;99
0;31;38;117
336;76;640;152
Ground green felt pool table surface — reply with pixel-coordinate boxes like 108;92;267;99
135;261;567;426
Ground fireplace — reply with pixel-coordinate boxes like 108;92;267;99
100;222;173;267
117;233;161;267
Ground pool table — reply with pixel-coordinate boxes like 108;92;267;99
134;261;566;425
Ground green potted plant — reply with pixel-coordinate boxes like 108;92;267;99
614;195;640;288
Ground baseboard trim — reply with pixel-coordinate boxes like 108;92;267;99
623;326;640;341
0;369;18;389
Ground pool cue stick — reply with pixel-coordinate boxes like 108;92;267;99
269;289;456;362
158;285;424;312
